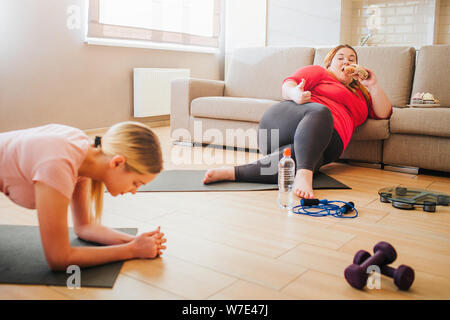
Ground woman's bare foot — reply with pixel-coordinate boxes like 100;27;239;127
203;166;235;184
293;169;314;199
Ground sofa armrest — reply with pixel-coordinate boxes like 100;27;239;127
170;78;225;141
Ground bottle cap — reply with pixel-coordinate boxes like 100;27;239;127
283;148;291;157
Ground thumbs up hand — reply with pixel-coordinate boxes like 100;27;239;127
297;79;306;90
290;78;311;105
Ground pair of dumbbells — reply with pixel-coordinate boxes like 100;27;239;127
344;241;415;291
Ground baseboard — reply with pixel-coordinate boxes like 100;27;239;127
418;168;450;178
144;119;170;128
383;164;419;175
338;159;383;170
339;159;449;176
84;118;170;137
340;159;419;174
172;141;194;147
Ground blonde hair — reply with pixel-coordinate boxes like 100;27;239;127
90;121;163;223
323;44;371;106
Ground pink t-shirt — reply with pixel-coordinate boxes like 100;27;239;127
0;124;89;209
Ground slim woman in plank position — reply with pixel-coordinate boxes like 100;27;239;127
0;121;166;270
203;45;392;199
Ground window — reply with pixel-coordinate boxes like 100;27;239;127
87;0;221;49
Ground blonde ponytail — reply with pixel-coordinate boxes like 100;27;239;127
89;121;163;224
90;179;105;224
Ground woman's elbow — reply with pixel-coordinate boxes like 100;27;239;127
374;104;392;119
45;250;74;271
73;223;90;241
47;258;71;271
381;105;393;119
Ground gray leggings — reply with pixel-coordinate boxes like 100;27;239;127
235;101;343;183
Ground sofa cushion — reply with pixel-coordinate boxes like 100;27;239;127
188;117;260;149
411;45;450;107
390;107;450;138
314;46;416;108
191;97;278;123
225;47;315;101
341;140;383;163
352;119;390;140
383;134;450;172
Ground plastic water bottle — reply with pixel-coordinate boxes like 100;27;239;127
278;147;295;210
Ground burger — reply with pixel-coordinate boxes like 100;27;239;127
344;64;369;80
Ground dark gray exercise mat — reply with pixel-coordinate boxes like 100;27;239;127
138;170;350;192
0;225;137;288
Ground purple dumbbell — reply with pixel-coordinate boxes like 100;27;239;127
344;241;397;290
353;249;415;291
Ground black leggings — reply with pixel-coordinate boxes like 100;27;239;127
235;101;344;183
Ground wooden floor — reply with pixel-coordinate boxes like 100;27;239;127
1;125;450;300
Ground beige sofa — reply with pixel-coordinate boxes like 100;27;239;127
171;45;450;173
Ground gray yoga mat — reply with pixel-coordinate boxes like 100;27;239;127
0;225;137;288
138;170;350;192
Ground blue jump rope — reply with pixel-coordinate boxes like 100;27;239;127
292;199;358;218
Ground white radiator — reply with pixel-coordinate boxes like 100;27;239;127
133;68;190;117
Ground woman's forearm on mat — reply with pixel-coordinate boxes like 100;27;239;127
51;243;135;271
75;223;135;245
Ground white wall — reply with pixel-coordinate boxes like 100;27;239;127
0;0;224;132
266;0;449;48
224;0;267;78
267;0;343;46
341;0;354;45
351;0;446;48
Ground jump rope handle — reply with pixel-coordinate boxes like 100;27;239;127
340;201;355;214
300;198;328;206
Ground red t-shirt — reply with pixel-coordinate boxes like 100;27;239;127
283;65;391;150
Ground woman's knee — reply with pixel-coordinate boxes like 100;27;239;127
258;101;298;131
308;104;333;126
258;101;297;155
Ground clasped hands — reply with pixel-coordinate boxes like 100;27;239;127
131;226;167;259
